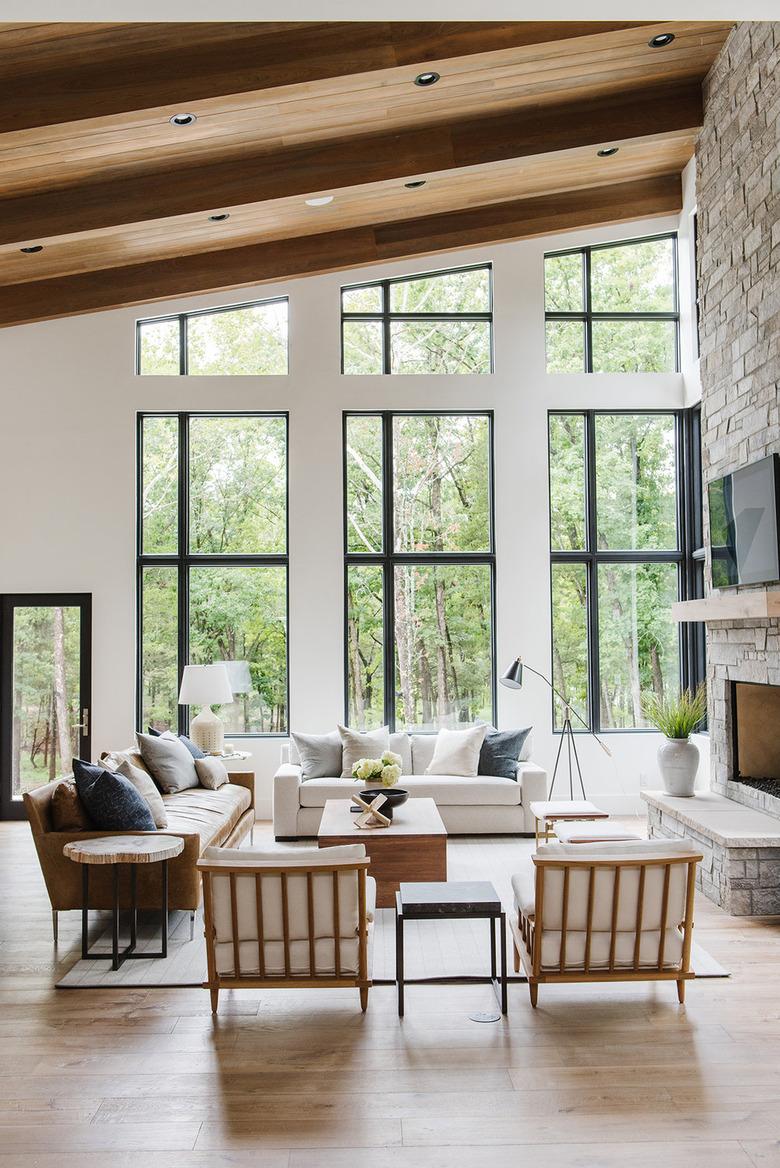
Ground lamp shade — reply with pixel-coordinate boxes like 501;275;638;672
215;659;253;695
500;658;524;690
178;664;233;706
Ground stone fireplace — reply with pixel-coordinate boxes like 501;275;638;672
643;23;780;915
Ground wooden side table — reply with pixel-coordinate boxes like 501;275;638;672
395;881;507;1017
63;835;184;970
529;799;610;845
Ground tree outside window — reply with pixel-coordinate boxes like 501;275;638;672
345;411;495;731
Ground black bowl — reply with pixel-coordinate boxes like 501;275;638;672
359;787;409;821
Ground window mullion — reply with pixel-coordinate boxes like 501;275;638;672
383;411;396;728
177;413;189;735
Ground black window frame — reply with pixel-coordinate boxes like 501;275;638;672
548;406;705;735
544;232;681;373
343;409;497;732
135;295;290;375
136;410;290;738
340;263;494;375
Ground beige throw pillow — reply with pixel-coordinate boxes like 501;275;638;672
338;724;390;778
116;759;169;828
425;725;488;777
195;756;229;790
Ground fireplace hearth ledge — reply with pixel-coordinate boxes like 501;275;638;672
641;789;780;916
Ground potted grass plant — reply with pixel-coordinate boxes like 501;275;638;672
642;684;707;797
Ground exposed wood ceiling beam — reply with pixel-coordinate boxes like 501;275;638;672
0;174;681;329
0;82;701;247
0;21;654;134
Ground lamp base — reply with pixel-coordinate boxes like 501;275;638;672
189;707;225;754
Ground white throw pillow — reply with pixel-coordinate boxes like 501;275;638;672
195;756;229;790
425;725;488;777
338;724;390;778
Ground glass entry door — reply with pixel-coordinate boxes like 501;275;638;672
0;594;91;819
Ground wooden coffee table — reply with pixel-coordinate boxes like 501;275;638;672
317;797;447;908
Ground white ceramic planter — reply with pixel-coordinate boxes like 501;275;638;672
657;737;700;797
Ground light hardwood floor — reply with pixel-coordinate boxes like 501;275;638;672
3;818;780;1168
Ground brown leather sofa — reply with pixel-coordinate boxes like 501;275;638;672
24;772;255;937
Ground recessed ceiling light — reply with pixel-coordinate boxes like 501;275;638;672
208;212;230;222
404;180;427;189
648;32;675;47
20;244;43;253
597;146;619;157
305;195;334;206
414;71;440;87
169;112;197;126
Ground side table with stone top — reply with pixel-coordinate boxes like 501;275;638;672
63;835;184;970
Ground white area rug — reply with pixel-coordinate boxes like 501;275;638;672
57;835;729;989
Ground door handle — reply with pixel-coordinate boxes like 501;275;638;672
72;708;89;736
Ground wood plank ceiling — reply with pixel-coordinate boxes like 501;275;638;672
0;20;733;327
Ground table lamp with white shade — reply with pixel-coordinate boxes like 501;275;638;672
178;664;234;753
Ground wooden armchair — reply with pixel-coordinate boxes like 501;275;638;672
510;838;702;1006
197;843;374;1013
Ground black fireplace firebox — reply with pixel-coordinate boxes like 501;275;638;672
731;680;780;797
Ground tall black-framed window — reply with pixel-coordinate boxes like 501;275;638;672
548;408;703;733
344;410;496;731
341;264;493;375
136;296;289;375
544;233;680;373
137;412;289;736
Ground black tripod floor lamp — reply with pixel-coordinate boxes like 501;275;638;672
500;657;612;800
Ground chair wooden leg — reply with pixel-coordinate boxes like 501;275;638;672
513;940;520;974
529;981;539;1008
52;910;59;944
210;986;219;1014
677;979;686;1004
360;985;369;1012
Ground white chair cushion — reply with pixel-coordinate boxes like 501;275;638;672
553;821;644;844
202;843;366;865
537;928;684;971
298;775;523;808
538;839;701;862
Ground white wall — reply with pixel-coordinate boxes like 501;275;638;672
0;206;700;818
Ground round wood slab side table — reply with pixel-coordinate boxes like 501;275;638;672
63;835;184;970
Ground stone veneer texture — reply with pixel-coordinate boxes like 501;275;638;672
697;21;780;811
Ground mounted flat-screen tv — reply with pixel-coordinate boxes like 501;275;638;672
709;453;780;587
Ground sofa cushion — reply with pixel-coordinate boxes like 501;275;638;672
389;732;412;775
338;724;390;777
137;731;199;794
291;730;343;780
50;778;93;831
479;726;533;780
116;758;169;828
163;783;252;850
410;734;437;774
195;756;229;790
426;725;488;776
298;774;523;808
72;759;156;832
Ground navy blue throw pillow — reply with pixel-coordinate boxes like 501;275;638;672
72;759;156;831
478;727;533;780
147;727;206;759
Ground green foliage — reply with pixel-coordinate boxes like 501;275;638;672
140;415;288;735
346;413;493;731
138;301;288;376
342;267;491;375
642;684;707;739
545;236;677;373
550;413;682;730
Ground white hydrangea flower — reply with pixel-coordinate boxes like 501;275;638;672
380;763;401;787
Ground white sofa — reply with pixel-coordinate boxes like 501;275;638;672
273;732;547;838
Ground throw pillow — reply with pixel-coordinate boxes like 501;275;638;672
116;758;169;828
425;724;488;777
147;726;206;759
51;778;93;831
136;731;199;794
195;756;229;790
291;730;343;780
338;724;391;778
72;759;156;831
478;726;533;780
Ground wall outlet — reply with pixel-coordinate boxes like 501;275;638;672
638;771;651;789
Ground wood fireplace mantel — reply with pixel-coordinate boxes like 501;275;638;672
673;590;780;623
